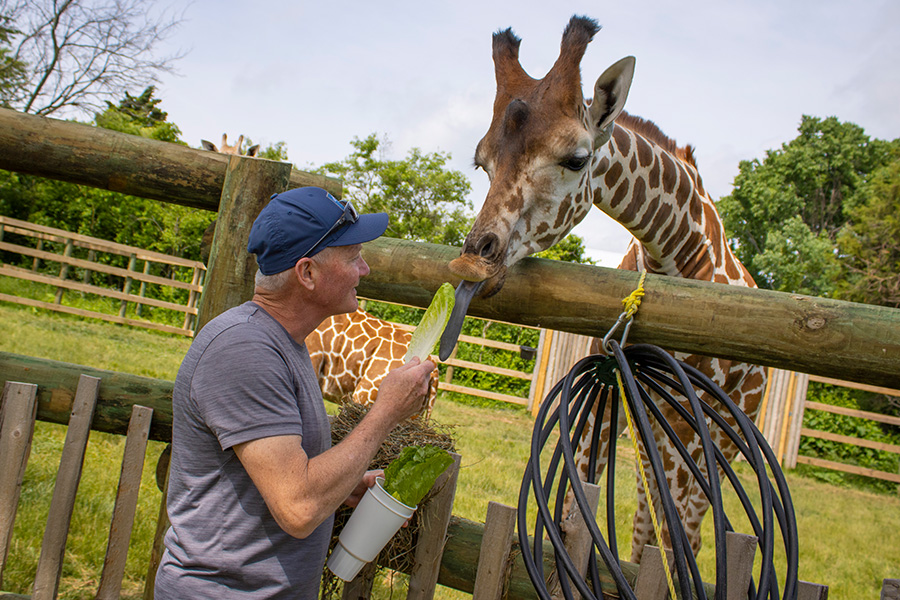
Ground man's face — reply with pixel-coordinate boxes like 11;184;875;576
311;243;370;315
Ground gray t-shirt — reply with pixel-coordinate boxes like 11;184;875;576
155;301;333;600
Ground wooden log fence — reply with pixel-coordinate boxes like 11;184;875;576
0;216;205;336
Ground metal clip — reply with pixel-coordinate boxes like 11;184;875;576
601;310;634;354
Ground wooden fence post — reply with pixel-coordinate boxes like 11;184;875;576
182;266;202;331
407;452;462;600
135;261;150;317
119;253;137;317
54;238;74;304
143;155;293;599
32;375;101;600
472;502;517;600
82;249;96;285
195;155;293;330
0;381;39;591
549;481;601;600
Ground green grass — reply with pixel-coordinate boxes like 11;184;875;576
1;301;899;600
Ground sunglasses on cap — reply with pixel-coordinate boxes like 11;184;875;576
300;197;360;258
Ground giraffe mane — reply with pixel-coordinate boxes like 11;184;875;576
615;111;698;168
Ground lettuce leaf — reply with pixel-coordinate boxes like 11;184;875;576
382;445;454;507
404;282;455;363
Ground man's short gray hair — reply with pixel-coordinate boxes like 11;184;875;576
254;267;293;292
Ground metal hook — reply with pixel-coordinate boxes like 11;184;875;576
601;310;635;354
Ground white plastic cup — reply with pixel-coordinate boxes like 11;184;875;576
327;477;416;582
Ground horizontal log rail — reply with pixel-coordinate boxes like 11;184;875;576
0;352;174;442
356;237;900;389
0;108;341;209
799;427;900;455
804;400;900;427
795;455;900;485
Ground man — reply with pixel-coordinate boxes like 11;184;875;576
155;187;435;599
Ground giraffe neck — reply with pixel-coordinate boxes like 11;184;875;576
590;121;748;285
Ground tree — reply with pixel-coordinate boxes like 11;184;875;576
94;85;181;142
0;7;25;106
717;115;894;295
837;151;900;308
534;234;596;265
314;134;473;246
1;0;183;116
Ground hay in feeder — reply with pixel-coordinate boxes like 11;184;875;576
321;401;456;598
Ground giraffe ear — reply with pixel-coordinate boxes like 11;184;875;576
201;139;217;152
589;56;635;137
247;144;260;157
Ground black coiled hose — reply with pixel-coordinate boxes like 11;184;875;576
518;341;799;600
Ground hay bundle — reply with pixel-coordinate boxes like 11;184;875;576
321;401;456;596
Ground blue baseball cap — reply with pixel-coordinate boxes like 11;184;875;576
247;187;389;275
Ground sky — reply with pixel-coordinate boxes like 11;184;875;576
151;0;900;266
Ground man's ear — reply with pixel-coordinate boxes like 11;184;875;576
294;258;317;291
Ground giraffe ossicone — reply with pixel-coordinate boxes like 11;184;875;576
444;15;766;563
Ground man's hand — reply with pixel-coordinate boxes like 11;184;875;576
370;356;435;425
344;469;383;508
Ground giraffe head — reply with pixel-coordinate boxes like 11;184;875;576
200;133;259;157
439;16;635;359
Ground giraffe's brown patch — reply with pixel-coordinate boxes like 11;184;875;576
592;156;610;178
647;202;673;243
657;210;680;249
674;230;704;270
676;163;692;204
613;124;631;156
648;157;660;189
724;255;741;281
689;192;704;225
661;211;690;258
620;177;647;224
604;161;623;189
661;152;678;194
634;193;660;233
609;180;630;210
636;135;654;168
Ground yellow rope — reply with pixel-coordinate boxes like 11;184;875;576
612;270;676;598
616;369;677;600
621;270;647;319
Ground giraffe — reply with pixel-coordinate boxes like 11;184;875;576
305;307;440;420
200;133;259;157
439;16;766;563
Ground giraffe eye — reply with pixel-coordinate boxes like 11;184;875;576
561;153;589;172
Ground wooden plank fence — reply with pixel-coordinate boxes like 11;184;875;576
0;216;205;337
756;368;900;491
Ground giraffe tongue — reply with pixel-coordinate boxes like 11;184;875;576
439;280;485;360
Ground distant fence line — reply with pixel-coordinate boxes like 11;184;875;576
757;368;900;492
0;215;205;336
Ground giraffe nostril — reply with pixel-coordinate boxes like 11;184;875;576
475;233;498;259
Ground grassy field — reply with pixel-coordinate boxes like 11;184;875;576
1;301;898;599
